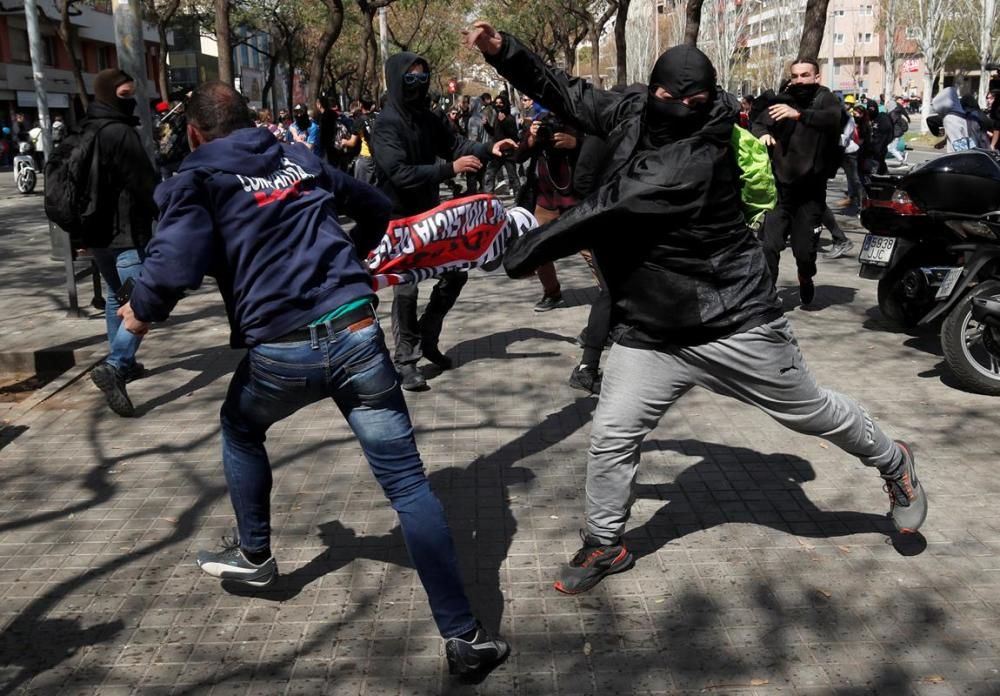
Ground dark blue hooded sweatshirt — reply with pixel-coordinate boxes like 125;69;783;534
129;127;392;348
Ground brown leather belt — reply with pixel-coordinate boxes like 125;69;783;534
271;304;376;343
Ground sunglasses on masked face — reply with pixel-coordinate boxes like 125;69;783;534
403;73;430;85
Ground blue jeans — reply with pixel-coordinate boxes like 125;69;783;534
91;248;144;372
219;318;476;638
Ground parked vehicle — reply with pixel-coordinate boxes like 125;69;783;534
858;149;1000;395
13;141;37;194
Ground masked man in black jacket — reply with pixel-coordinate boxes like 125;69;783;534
85;68;160;417
373;52;515;391
465;23;928;594
752;60;843;306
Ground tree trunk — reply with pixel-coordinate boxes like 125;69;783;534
798;0;831;59
305;0;345;105
215;0;234;86
355;38;371;102
589;23;601;86
157;24;170;100
262;58;276;112
684;0;705;46
881;0;896;104
615;0;630;86
56;0;89;109
920;71;933;133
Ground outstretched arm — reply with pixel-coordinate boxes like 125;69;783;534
463;21;628;139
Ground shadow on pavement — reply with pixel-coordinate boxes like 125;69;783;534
625;438;924;559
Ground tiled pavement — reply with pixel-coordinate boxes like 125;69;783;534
1;169;999;696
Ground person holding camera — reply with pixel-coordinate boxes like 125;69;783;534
516;112;581;314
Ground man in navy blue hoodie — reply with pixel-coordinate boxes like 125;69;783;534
118;82;509;679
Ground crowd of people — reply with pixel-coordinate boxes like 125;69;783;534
43;26;948;682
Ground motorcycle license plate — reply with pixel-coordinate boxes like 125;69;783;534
935;267;963;300
859;234;896;266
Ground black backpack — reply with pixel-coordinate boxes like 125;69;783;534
44;121;112;248
890;110;909;138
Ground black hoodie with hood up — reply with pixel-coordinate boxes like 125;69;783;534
487;33;782;349
372;52;490;215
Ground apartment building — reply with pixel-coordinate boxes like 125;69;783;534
0;0;166;126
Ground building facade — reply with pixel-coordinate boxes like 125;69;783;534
0;0;166;128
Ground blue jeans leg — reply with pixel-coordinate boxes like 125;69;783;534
330;323;476;639
92;248;144;371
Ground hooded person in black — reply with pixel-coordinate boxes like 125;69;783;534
372;52;515;391
466;23;928;594
751;59;842;304
84;68;160;418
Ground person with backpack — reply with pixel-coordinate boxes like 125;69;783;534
344;97;377;185
78;69;158;416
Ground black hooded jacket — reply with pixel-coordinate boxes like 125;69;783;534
84;100;159;250
750;85;842;184
487;34;782;348
372;52;490;215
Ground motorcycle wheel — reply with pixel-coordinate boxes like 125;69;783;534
16;168;36;194
877;269;927;328
940;279;1000;396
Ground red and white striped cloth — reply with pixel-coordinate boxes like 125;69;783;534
366;194;537;290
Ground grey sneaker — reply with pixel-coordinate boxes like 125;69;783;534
882;441;928;534
822;239;855;259
90;362;135;417
196;530;277;587
445;623;510;679
554;530;634;594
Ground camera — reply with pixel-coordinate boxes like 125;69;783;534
534;112;564;148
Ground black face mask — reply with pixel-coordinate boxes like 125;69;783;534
402;81;430;108
295;114;309;129
645;93;712;146
786;83;820;107
116;97;137;116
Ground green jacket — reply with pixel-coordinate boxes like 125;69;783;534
731;125;776;227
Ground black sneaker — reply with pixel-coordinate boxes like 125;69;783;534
398;363;428;392
554;531;635;595
422;344;453;370
123;362;146;383
533;294;565;312
445;623;510;680
568;364;601;394
90;362;135;417
196;530;277;587
798;274;816;307
882;441;928;534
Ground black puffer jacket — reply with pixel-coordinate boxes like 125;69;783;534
84;100;158;250
372;52;490;215
488;33;782;348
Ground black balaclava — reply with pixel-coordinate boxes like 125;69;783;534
494;97;510;116
644;45;717;146
93;68;136;116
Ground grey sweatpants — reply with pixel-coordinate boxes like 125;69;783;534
586;317;900;542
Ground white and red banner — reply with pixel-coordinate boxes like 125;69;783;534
366;194;537;290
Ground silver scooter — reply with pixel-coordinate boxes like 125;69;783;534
13;141;37;194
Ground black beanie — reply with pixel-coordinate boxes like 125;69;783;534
93;68;134;106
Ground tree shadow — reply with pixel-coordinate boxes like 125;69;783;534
625;439;925;559
0;424;27;452
133;345;239;416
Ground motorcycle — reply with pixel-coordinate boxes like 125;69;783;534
858;149;1000;395
13;141;37;194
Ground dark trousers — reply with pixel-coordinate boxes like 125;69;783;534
390;271;468;366
761;180;827;284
